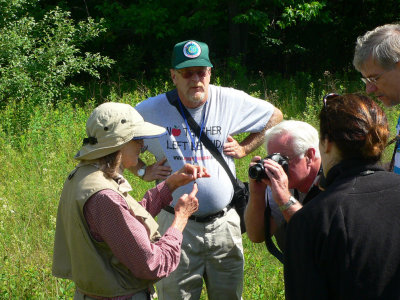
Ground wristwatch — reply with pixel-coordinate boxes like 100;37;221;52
137;165;147;178
279;196;298;211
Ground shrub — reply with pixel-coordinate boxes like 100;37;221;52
0;0;114;107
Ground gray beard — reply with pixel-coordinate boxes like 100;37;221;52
188;91;206;106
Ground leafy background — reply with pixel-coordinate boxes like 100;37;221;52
1;0;400;298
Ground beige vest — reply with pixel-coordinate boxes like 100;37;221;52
52;163;161;297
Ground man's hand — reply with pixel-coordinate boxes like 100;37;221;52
143;157;172;181
165;164;211;192
223;135;246;158
263;158;302;221
245;156;269;242
263;159;292;207
248;156;269;194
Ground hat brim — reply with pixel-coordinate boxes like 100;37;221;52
131;121;166;140
175;58;213;70
75;122;166;160
74;143;128;161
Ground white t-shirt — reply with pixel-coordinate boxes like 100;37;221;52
135;84;275;216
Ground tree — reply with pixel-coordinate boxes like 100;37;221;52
0;0;114;106
25;0;400;79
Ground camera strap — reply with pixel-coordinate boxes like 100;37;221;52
264;191;285;264
165;89;241;193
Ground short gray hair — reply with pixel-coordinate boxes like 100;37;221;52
353;23;400;71
265;120;320;158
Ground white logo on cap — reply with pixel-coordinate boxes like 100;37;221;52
183;41;201;58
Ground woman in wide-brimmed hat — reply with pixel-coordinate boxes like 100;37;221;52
52;102;210;300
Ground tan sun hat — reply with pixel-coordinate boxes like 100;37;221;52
75;102;166;160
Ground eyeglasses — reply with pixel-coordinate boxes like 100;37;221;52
360;71;387;85
177;68;209;79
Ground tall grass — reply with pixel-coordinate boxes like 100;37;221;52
0;72;398;299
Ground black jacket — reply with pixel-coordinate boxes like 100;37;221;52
284;159;400;300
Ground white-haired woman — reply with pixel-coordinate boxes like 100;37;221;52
52;102;210;300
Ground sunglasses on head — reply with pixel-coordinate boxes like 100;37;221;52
323;93;340;109
177;68;209;79
322;93;340;138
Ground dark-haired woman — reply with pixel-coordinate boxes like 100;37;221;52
284;93;400;299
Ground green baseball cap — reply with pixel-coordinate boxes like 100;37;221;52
171;40;213;69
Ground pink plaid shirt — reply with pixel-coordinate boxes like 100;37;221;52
83;181;182;299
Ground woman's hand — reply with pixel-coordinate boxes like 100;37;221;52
165;164;211;192
171;183;199;232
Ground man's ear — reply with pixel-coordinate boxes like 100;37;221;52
170;69;177;85
305;147;316;165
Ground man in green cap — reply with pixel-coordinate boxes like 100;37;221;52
132;40;283;300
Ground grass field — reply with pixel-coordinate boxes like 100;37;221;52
0;73;398;299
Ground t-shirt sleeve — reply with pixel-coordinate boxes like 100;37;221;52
220;87;275;136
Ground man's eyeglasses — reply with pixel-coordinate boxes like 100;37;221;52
177;68;209;79
361;71;387;85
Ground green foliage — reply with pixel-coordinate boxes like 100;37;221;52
0;0;400;297
277;1;327;29
0;0;114;106
1;74;399;298
234;1;325;31
0;100;90;298
96;1;177;38
23;0;400;80
233;8;270;29
242;240;284;299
